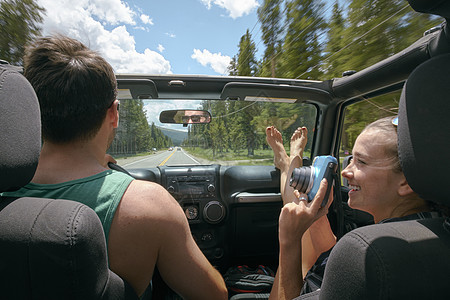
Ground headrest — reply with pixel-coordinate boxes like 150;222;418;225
0;64;41;192
398;54;450;205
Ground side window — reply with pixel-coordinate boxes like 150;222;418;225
339;91;401;173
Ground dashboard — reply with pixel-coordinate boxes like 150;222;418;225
128;164;283;271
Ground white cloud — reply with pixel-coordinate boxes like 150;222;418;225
140;14;153;25
157;44;165;53
134;25;149;32
86;0;135;25
191;49;231;75
200;0;212;9
165;32;176;38
98;26;172;74
200;0;258;19
37;0;171;74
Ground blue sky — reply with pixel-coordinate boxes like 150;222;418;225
35;0;349;77
37;0;263;75
36;0;342;76
32;0;343;130
129;0;262;75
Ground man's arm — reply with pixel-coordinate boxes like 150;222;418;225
108;180;227;299
153;189;227;300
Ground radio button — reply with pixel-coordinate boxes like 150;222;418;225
203;201;225;224
207;184;216;193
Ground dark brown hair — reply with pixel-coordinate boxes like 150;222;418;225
24;35;117;143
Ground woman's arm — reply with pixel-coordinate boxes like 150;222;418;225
270;179;333;300
301;210;336;276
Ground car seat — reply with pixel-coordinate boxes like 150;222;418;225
0;63;138;299
295;54;450;299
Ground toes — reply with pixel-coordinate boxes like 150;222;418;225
291;127;307;140
266;126;276;138
274;128;282;137
301;126;308;137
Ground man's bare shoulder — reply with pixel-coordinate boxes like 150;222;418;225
108;179;187;263
126;179;171;199
107;179;186;295
119;179;184;222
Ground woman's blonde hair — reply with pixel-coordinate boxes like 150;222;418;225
361;116;402;173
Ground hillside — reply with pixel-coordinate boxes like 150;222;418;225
159;126;188;146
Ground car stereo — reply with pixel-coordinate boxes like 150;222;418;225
166;175;216;198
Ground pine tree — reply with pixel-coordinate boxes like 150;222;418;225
322;1;346;78
343;0;405;71
110;100;166;154
335;0;443;152
208;100;228;158
258;0;283;77
227;55;238;76
0;0;45;65
223;30;260;155
237;29;258;76
279;0;326;79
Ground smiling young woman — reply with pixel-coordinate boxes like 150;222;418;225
341;116;429;223
269;116;441;300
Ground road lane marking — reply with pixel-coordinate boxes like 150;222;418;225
159;151;176;166
123;156;154;167
182;151;201;164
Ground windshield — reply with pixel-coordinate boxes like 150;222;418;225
109;98;316;169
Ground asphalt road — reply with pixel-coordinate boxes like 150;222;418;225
117;148;204;169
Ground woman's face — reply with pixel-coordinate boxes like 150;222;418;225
341;129;405;221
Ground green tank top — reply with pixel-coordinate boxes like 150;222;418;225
1;170;134;243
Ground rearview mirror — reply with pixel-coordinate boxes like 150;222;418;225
159;110;211;125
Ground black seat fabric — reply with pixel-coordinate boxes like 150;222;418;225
296;56;450;299
0;64;138;299
312;218;450;299
0;65;40;191
0;197;138;299
397;54;450;204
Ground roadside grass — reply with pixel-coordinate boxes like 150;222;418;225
186;147;270;160
184;146;311;166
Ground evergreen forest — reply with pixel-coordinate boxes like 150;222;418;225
1;0;443;160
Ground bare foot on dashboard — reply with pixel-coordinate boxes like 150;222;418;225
282;127;308;203
266;126;289;171
289;126;308;162
267;126;308;204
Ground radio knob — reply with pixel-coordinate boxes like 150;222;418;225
167;186;175;193
207;184;216;193
203;201;225;224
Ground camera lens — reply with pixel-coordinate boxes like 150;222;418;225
289;166;313;193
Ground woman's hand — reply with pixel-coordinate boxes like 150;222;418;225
279;179;333;247
275;179;333;300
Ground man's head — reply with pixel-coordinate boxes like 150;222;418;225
24;35;117;143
